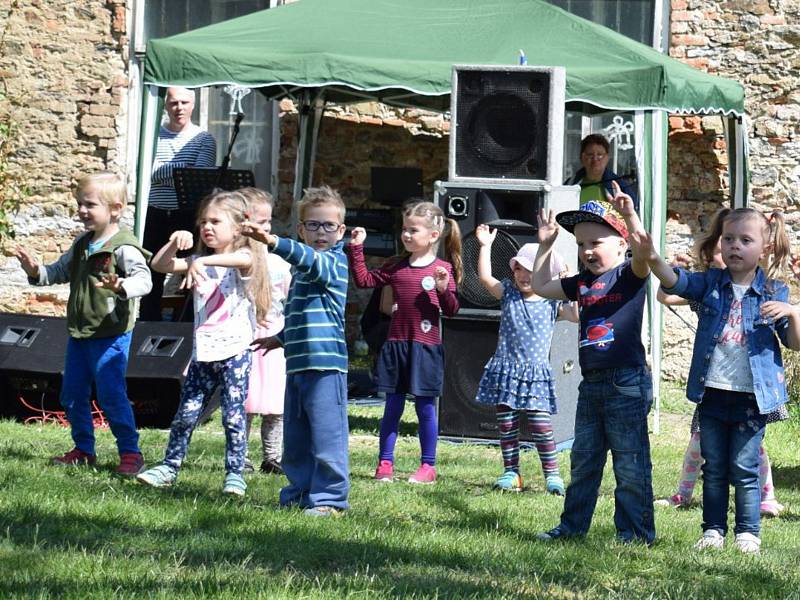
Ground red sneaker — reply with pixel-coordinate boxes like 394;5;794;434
116;452;145;476
374;460;394;482
52;448;96;467
408;463;436;484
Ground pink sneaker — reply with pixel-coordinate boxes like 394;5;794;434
760;500;784;517
408;463;436;484
374;460;394;482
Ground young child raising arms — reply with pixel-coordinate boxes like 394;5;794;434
635;207;800;554
16;172;152;475
242;185;350;517
238;187;292;475
347;201;461;485
534;182;656;545
474;226;578;494
137;190;270;497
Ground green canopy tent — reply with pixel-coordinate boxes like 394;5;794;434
139;0;747;431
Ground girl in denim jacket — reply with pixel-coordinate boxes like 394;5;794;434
635;207;800;554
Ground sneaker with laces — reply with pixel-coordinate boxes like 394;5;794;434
52;448;96;467
694;529;724;550
222;472;247;497
760;500;784;518
374;460;394;482
408;463;436;484
492;470;523;492
545;474;565;496
116;452;144;476
536;526;566;542
137;465;177;488
303;506;342;517
734;532;761;554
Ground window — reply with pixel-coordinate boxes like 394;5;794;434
143;0;279;194
546;0;656;45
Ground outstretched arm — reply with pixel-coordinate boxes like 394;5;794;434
628;229;678;289
532;209;568;300
475;224;503;300
608;181;649;278
151;230;194;274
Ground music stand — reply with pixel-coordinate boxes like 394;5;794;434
173;167;256;212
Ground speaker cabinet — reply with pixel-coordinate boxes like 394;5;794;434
0;314;191;428
440;314;579;446
449;65;565;185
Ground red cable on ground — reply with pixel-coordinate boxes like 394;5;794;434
18;394;109;429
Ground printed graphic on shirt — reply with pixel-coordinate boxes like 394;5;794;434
706;284;754;392
580;318;614;350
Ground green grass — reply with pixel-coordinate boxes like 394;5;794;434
3;385;800;599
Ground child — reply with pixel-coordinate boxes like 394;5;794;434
474;226;578;494
638;207;799;554
242;185;350;516
655;229;786;516
347;201;461;485
137;190;270;497
533;182;655;545
238;187;292;475
15;172;152;475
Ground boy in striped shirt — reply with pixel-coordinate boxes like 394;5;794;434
244;186;350;516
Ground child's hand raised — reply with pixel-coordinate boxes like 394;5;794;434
475;224;496;247
95;272;124;294
350;227;367;246
169;230;194;251
607;180;635;218
15;246;40;279
629;230;659;263
433;265;450;292
537;208;559;246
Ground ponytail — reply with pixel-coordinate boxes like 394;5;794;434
693;207;729;269
443;218;463;287
766;210;790;283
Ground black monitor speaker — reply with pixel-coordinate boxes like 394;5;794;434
0;313;191;428
449;65;565;185
440;314;579;446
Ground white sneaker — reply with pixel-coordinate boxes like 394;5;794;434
734;532;761;555
694;529;724;550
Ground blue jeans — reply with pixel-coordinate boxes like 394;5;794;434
280;371;350;510
558;366;655;544
60;333;139;455
163;352;251;475
698;387;765;537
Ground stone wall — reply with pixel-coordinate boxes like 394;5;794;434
661;0;800;378
0;0;130;315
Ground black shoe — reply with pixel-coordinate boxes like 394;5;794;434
261;459;283;475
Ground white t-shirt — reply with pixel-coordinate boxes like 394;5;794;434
266;252;292;323
192;252;256;362
706;283;754;393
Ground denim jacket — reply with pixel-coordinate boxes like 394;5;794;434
663;266;790;414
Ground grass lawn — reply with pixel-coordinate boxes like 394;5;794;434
3;381;800;599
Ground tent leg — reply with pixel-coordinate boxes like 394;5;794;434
291;89;326;232
725;115;749;208
134;85;164;241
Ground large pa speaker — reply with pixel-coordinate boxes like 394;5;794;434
449;65;565;185
440;314;579;447
0;313;191;428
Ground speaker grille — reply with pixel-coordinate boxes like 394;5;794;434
455;70;552;180
460;228;520;309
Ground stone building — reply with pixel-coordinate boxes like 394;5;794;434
0;0;797;379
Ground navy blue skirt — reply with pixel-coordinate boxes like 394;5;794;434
375;340;444;397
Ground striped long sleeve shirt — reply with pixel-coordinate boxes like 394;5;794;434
149;124;217;210
272;237;349;374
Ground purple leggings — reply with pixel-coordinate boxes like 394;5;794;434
378;393;438;465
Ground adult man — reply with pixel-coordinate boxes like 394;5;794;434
140;87;217;321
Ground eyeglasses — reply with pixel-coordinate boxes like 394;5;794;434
582;153;608;159
301;220;340;233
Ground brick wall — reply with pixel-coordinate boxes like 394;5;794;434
0;0;130;315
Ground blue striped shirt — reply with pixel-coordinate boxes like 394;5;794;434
273;237;349;374
149;124;217;210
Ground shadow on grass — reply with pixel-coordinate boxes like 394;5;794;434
347;413;417;437
771;465;800;490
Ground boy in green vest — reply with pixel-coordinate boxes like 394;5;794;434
16;172;152;475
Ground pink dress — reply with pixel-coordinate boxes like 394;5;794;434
245;253;292;415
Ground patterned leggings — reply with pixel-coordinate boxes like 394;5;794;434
496;405;559;478
675;431;779;506
163;351;251;475
246;413;283;463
